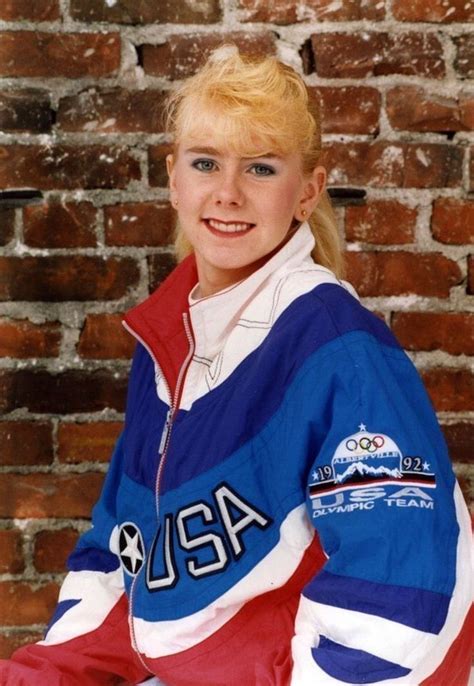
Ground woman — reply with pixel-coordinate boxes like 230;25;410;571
1;46;472;686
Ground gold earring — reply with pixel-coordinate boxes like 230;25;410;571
301;209;307;218
173;199;178;207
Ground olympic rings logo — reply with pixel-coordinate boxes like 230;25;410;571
345;435;385;453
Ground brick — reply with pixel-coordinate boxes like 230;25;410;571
0;582;59;626
149;144;174;188
345;251;462;297
104;203;174;246
148;253;177;293
0;369;128;414
0;473;104;518
442;423;473;463
0;530;24;574
0;319;61;358
238;0;385;23
310;32;445;79
386;87;472;133
0;256;139;301
0;421;53;466
393;0;473;22
57;421;122;463
469;256;474;294
78;314;135;359
0;0;60;21
345;201;416;244
421;368;473;412
391;312;474;355
325;142;463;188
0;633;42;660
34;528;80;573
0;208;15;246
460;95;474;130
70;0;221;23
309;87;380;135
431;199;474;244
0;89;53;134
57;88;167;134
23;202;97;248
142;32;276;79
454;34;474;78
0;145;140;191
0;32;120;79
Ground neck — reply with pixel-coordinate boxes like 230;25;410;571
196;259;265;298
196;226;300;298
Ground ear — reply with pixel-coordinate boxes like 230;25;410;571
296;165;326;221
166;153;179;209
166;153;177;195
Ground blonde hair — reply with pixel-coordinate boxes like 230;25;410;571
164;46;344;278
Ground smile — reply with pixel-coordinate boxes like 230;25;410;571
204;218;255;234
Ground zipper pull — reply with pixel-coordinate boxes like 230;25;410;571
159;408;172;456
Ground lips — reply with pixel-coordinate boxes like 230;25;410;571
204;218;255;234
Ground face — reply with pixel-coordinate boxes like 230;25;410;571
167;133;326;297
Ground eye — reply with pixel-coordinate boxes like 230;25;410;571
191;158;216;172
249;164;275;176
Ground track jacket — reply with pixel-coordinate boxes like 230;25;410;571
2;224;472;686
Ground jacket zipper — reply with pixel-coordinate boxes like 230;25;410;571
154;312;195;515
122;313;195;671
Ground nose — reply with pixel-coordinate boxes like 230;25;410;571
212;169;244;207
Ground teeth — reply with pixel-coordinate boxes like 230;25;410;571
207;219;253;233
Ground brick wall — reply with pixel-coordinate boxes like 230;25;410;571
0;0;472;660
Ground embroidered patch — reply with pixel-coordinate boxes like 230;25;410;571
309;424;436;518
118;522;145;576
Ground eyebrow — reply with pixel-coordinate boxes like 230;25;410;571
184;146;281;159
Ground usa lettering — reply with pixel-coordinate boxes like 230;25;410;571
147;482;272;591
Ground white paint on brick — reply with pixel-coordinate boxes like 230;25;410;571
377;145;403;179
416;148;430;167
99;154;115;163
184;0;212;14
83;120;99;131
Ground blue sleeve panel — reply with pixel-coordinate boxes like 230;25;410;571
312;638;411;683
304;332;458;595
304;570;450;634
302;330;460;682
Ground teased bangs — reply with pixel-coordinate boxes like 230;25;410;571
164;49;319;165
175;96;309;158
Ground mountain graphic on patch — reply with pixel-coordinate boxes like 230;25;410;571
335;461;402;483
331;429;403;485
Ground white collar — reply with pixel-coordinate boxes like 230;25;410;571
188;222;316;361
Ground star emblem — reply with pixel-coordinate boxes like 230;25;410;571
119;523;145;576
358;423;367;432
423;461;431;472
